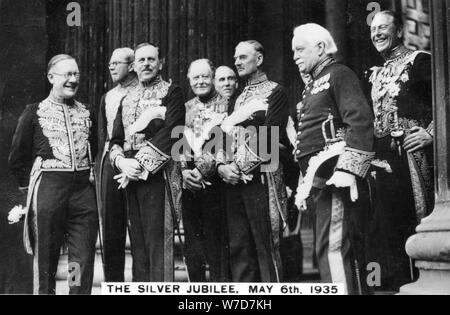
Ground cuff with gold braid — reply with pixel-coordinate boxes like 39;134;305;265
180;154;190;172
235;143;264;175
195;152;216;180
135;141;171;174
335;147;375;178
215;148;227;168
110;145;126;168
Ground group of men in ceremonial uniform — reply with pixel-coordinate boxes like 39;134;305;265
8;9;434;295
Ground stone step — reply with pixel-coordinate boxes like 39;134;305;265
56;229;318;294
55;252;189;295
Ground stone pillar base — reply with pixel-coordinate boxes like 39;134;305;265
399;205;450;295
416;201;450;233
399;261;450;295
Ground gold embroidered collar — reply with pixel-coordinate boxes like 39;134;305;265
246;72;268;86
119;76;139;90
311;57;336;79
141;75;163;88
384;45;409;63
198;90;219;104
47;96;75;107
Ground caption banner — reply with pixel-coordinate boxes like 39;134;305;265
101;283;344;296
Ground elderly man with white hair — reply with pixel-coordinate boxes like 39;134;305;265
181;59;230;282
292;23;375;295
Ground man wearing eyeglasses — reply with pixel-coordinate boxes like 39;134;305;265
9;54;98;294
367;11;434;292
95;48;138;282
109;43;185;282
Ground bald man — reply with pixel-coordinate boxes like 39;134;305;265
215;66;238;99
96;48;138;282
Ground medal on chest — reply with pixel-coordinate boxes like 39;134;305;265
311;73;330;95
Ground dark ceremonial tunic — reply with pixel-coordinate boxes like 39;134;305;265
217;72;289;283
295;58;375;295
368;47;434;291
9;97;98;295
181;91;230;282
95;78;138;282
110;76;185;282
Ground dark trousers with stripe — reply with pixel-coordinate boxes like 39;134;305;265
182;179;229;282
310;178;370;295
99;157;127;282
368;137;420;291
126;173;166;282
34;171;98;295
225;175;278;282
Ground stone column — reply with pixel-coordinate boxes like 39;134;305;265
400;0;450;295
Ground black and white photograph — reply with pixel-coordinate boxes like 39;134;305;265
0;0;449;298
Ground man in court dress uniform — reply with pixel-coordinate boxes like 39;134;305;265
217;40;289;283
292;24;375;295
368;11;434;291
9;54;98;294
95;47;138;282
181;59;230;282
109;43;185;282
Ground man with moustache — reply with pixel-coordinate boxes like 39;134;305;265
9;54;98;294
214;66;239;100
368;11;434;291
292;24;374;295
217;40;289;282
109;43;185;282
181;59;229;282
95;47;138;282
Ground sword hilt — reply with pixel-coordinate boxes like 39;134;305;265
322;114;339;146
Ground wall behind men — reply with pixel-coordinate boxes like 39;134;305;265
0;0;47;294
56;0;327;111
48;0;399;119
